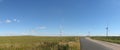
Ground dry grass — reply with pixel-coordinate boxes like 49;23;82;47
0;36;80;50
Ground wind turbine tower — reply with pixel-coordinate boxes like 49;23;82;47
60;24;63;36
88;32;90;36
106;24;109;37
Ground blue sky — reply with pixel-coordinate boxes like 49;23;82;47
0;0;120;36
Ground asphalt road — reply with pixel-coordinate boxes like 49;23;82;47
80;37;110;50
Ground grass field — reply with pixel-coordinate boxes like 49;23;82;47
0;36;80;50
91;36;120;44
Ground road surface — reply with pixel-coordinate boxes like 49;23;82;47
80;37;111;50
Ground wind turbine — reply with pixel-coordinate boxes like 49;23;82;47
106;24;109;37
60;24;63;36
59;18;64;36
88;32;91;36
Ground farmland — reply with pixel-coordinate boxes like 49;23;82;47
91;36;120;44
0;36;80;50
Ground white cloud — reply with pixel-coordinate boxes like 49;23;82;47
0;19;20;24
13;19;17;21
13;19;20;23
37;26;47;30
5;19;12;23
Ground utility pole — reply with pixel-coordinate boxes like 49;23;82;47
106;24;109;37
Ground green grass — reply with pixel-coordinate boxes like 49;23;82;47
0;36;80;50
91;36;120;44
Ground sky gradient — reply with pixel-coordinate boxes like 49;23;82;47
0;0;120;36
